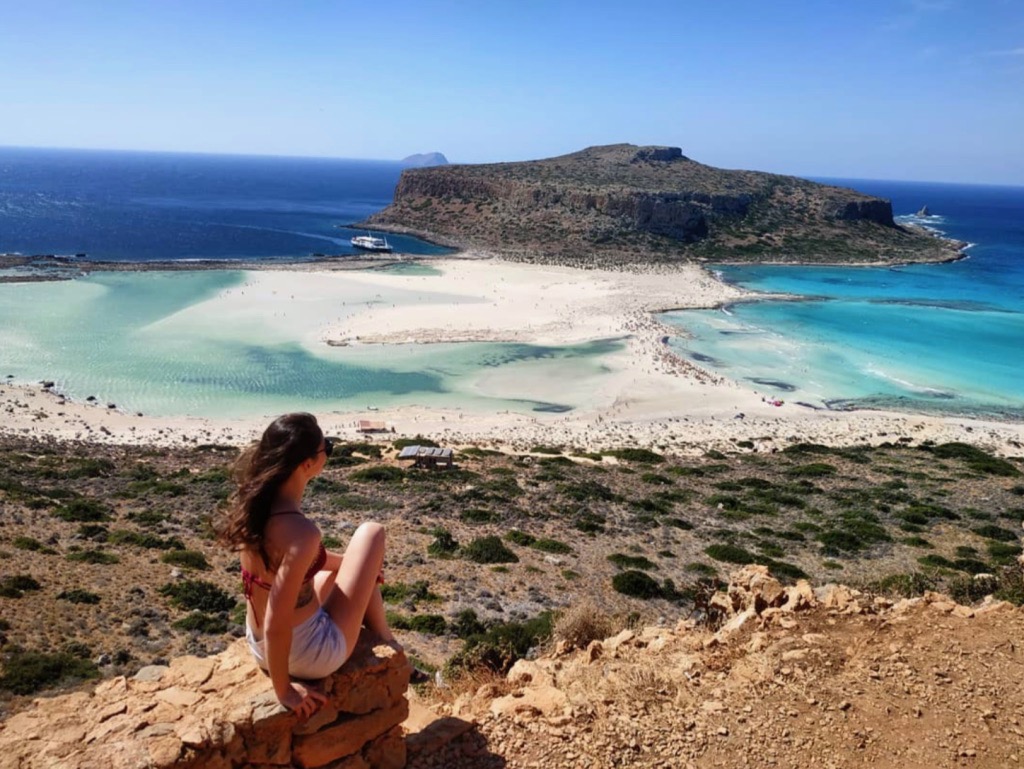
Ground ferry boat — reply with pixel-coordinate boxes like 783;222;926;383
350;232;393;253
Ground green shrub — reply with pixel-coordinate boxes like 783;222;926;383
530;445;564;455
641;472;673;485
66;550;120;565
662;517;693;530
463;536;518;564
557;480;616;502
987;541;1023;565
451;609;487;639
0;649;99;695
446;612;553;675
126;509;172;528
380;580;440;604
349;465;404;483
407;614;447;635
704;544;756;564
787;463;837;478
926;443;1020;477
57;589;101;604
611;570;663;599
0;574;42;598
972;525;1019;542
53;498;110;522
572;512;605;534
173;612;229;634
918;554;955;570
460;508;496;523
505;530;536;547
161;550;211;570
562;569;581;580
109;529;184;550
67;457;116;479
870;572;937;597
607;553;657;570
13;537;56;554
393;436;439;450
159;580;235;613
685;562;718;577
608;448;664;464
901;536;933;548
532;538;571;554
426;528;459;558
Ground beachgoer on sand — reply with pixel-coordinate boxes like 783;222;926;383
216;412;413;719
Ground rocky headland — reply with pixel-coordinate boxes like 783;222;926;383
366;144;965;267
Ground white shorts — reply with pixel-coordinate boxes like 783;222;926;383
246;607;349;680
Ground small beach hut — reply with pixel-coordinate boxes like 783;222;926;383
357;420;390;433
397;445;454;470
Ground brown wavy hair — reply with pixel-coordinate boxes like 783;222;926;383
216;412;323;567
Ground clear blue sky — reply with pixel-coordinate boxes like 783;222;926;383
2;0;1022;184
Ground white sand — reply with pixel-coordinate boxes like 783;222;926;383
2;255;1023;456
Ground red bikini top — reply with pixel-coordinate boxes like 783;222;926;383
240;511;327;626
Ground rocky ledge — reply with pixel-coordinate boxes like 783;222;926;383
366;144;965;267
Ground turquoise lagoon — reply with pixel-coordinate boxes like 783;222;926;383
0;270;621;418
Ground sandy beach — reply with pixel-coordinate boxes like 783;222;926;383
2;254;1023;455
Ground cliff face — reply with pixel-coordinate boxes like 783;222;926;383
367;144;960;265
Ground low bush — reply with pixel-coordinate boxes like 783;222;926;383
12;537;56;554
426;528;459;559
554;601;616;649
704;543;756;564
972;524;1019;542
172;612;228;634
0;649;99;695
161;550;211;570
612;570;663;599
532;538;571;554
463;536;518;564
159;579;235;613
349;465;404;483
786;463;837;478
380;580;440;604
66;550;120;565
870;572;937;598
607;553;657;571
607;448;664;464
53;498;111;522
393;436;439;450
57;589;100;604
0;574;42;599
925;443;1020;477
446;611;554;675
505;530;537;547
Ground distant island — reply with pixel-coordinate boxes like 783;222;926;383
369;144;964;266
400;152;449;168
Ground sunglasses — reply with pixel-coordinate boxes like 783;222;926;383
317;438;334;458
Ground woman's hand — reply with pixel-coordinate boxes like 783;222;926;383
280;681;327;719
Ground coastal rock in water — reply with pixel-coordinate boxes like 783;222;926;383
918;205;931;216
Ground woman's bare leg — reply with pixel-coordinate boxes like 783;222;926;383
322;522;395;651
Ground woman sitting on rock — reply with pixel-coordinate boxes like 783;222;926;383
217;412;394;718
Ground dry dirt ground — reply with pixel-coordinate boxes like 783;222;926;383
408;589;1024;769
1;434;1022;768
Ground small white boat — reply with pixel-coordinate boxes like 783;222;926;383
350;232;393;253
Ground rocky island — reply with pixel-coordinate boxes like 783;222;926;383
367;144;963;266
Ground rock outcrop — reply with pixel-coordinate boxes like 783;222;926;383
0;633;411;769
367;144;964;266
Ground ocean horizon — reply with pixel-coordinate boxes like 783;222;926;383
1;147;1022;421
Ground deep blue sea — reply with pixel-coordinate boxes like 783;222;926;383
0;146;448;260
662;178;1024;420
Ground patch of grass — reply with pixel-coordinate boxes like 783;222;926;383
463;536;519;564
56;589;100;604
562;569;581;580
572;512;606;534
530;445;564;455
987;541;1022;565
0;574;42;599
901;536;933;548
641;472;673;485
12;536;57;554
685;562;718;577
924;443;1020;477
607;553;657;570
109;529;185;550
608;448;664;464
386;612;448;635
918;554;956;570
870;572;937;598
786;463;837;478
662;517;693;530
161;550;210;570
460;508;496;524
66;550;120;565
393;436;439;450
557;479;616;502
972;524;1019;542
